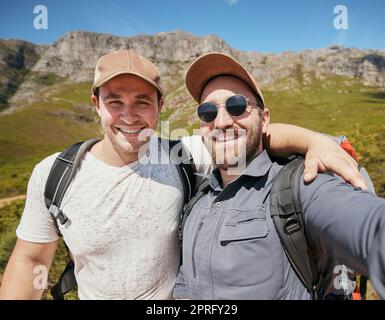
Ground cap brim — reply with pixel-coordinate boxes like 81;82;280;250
91;70;164;96
185;52;264;106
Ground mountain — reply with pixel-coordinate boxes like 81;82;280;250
1;30;385;113
0;31;384;199
0;31;384;300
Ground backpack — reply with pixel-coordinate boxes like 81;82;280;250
180;138;373;300
44;138;196;300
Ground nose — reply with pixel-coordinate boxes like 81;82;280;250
120;105;140;122
214;105;234;130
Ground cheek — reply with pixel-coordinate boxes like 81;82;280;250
99;108;118;127
142;108;159;126
199;123;213;137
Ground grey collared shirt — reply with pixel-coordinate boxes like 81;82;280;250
173;150;385;299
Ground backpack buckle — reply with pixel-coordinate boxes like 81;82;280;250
49;204;69;225
284;216;302;234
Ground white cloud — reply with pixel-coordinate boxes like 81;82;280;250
225;0;239;6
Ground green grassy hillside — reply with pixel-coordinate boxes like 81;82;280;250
0;74;384;299
0;82;100;198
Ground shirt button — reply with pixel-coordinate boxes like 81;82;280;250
216;202;222;207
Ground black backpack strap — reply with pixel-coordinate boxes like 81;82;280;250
44;139;100;234
359;275;368;300
44;138;99;300
50;260;77;300
270;157;322;299
159;138;197;204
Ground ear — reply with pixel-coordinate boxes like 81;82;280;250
261;108;270;134
158;98;164;113
91;94;101;117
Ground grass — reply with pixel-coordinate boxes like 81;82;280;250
0;82;101;198
0;74;384;300
0;200;78;299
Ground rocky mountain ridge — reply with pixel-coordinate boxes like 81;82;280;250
1;30;384;113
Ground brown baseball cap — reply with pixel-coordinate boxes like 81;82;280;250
185;52;265;107
91;49;163;96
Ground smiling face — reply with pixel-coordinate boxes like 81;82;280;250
92;74;162;163
199;75;269;171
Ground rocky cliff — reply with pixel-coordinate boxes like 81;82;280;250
1;30;384;113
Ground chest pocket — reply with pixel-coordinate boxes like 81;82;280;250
216;205;274;286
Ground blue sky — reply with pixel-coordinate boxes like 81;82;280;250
0;0;384;52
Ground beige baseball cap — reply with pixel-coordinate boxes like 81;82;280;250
91;49;164;96
185;52;265;107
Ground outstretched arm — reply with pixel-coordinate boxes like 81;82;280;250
264;123;367;189
300;173;385;298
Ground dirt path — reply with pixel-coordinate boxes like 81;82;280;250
0;195;26;209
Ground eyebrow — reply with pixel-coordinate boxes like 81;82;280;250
103;93;154;101
104;93;122;100
135;94;153;101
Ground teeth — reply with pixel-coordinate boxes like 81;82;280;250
216;137;236;142
118;128;143;134
215;131;245;142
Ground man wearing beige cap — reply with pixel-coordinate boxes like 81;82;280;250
173;52;385;300
0;49;366;300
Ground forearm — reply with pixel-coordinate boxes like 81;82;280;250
0;239;57;300
0;255;47;299
264;123;323;157
301;174;385;277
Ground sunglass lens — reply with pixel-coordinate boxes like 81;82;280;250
226;95;247;117
197;102;218;122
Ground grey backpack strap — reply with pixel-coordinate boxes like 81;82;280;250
44;138;99;300
270;157;322;299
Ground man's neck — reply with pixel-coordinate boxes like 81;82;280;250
219;167;242;189
90;139;139;167
219;149;262;189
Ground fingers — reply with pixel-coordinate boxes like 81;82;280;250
303;158;319;183
345;170;368;190
337;155;368;189
328;156;368;189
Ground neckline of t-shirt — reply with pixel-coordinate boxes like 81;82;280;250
84;151;140;172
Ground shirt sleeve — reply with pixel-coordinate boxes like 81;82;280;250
300;173;385;298
172;264;189;299
16;155;60;243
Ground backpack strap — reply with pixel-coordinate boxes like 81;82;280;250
44;139;100;234
270;157;322;299
159;138;197;204
44;138;99;300
50;260;77;300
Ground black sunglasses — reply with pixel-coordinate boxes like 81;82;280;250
197;94;262;123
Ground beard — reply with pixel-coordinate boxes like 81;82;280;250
204;120;262;173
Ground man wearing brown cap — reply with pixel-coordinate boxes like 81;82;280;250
173;52;385;300
0;49;366;300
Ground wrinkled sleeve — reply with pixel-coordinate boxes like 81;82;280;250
300;173;385;298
